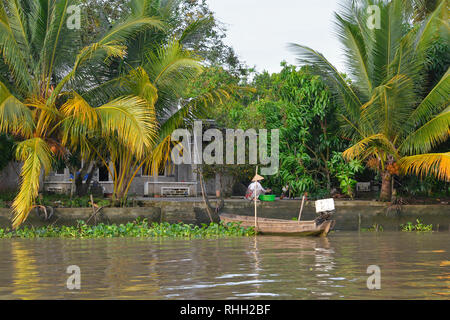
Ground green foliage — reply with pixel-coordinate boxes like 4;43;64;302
399;175;450;198
196;63;360;197
423;38;450;93
241;64;350;197
328;152;363;198
401;219;433;232
80;0;242;72
291;0;450;201
0;219;255;239
0;191;16;202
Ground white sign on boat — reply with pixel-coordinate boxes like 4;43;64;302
315;198;335;213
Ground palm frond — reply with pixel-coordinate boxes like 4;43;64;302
179;15;216;47
12;138;52;229
39;0;78;85
0;2;33;93
96;96;158;158
414;0;449;55
289;43;362;123
399;152;450;181
99;16;164;46
334;5;372;95
61;91;99;133
406;67;449;127
148;134;175;176
0;81;33;137
51;42;127;101
144;40;203;113
343;133;398;160
4;0;33;62
400;107;450;155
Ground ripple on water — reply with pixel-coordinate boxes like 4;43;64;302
0;232;449;299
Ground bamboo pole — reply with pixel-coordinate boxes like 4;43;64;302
254;166;258;233
298;193;306;222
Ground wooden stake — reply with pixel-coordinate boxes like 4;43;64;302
298;194;306;222
254;166;258;233
199;170;214;223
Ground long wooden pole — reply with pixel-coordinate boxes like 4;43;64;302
298;194;306;222
254;166;258;233
199;170;214;223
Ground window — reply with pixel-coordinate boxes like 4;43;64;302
54;161;66;176
98;165;110;182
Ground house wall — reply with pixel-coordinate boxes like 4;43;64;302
42;162;202;197
0;162;21;192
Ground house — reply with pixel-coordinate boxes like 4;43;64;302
0;121;238;197
43;161;202;197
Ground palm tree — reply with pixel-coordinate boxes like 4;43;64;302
75;1;240;204
291;0;449;201
0;0;163;228
97;44;237;204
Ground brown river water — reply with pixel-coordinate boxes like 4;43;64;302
0;232;448;300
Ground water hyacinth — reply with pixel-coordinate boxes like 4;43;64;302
0;219;256;239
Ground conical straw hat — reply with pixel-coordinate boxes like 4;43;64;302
252;174;264;182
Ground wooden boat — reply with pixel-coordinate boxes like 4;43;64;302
220;213;335;237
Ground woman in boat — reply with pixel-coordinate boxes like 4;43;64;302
245;174;271;201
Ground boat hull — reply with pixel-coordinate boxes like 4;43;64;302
220;214;334;237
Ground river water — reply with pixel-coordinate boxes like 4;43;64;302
0;232;448;299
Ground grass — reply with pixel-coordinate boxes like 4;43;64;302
0;219;256;239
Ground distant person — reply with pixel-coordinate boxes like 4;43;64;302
280;184;289;199
245;174;271;201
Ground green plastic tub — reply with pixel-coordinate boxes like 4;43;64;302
259;194;276;201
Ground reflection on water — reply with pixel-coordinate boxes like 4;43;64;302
0;232;449;299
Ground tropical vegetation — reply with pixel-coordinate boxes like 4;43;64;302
0;0;448;231
400;219;433;232
290;0;449;201
0;219;256;238
0;0;237;228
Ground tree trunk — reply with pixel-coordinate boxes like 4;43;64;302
380;171;392;202
78;164;96;196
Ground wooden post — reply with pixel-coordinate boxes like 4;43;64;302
90;195;96;215
199;171;214;223
298;194;306;222
254;166;258;233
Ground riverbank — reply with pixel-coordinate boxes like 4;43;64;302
0;199;449;231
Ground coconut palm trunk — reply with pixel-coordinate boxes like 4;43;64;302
380;171;392;202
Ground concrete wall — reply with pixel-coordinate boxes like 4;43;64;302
1;200;449;231
0;162;21;192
